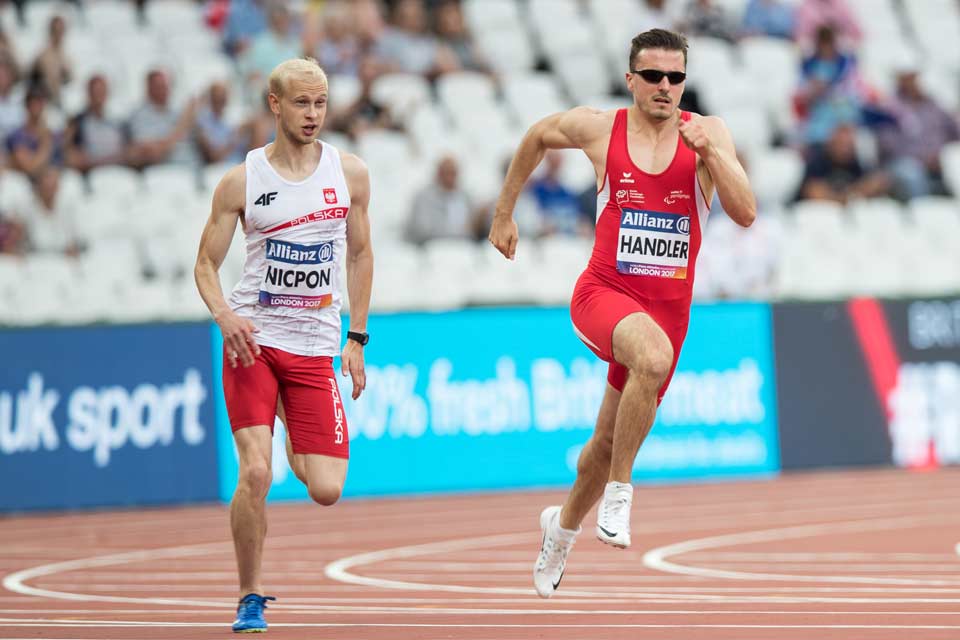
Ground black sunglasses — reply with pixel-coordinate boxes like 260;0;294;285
631;69;686;85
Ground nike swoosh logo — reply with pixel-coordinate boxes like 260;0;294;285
553;570;564;590
598;525;619;538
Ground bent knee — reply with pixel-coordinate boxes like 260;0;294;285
308;483;342;506
623;344;673;384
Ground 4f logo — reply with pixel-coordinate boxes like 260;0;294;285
255;192;278;206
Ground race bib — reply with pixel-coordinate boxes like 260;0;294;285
616;209;690;279
259;238;335;308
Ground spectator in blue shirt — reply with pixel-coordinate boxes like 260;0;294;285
740;0;796;39
530;151;590;237
223;0;268;57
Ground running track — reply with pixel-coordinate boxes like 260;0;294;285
2;468;960;640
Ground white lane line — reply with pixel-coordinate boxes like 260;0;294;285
1;542;235;607
0;608;958;617
2;619;960;630
687;552;960;561
643;513;960;586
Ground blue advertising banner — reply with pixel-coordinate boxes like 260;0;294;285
214;303;779;502
0;324;219;511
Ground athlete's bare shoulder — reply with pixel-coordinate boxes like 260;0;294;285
338;151;370;204
562;106;615;142
212;163;246;214
338;151;369;182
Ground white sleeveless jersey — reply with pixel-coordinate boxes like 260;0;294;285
228;140;351;357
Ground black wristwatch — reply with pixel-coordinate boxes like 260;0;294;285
347;331;369;346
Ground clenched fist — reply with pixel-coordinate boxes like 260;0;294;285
678;115;716;159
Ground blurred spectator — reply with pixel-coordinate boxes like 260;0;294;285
799;123;890;203
677;0;737;43
376;0;458;77
703;153;782;299
127;69;199;168
353;0;388;51
240;1;302;92
0;28;20;77
530;150;591;237
406;155;483;244
64;75;127;173
0;60;24;148
305;0;361;77
236;90;276;157
794;25;864;145
434;0;488;73
328;54;391;139
634;0;683;34
794;0;862;53
223;0;268;57
30;15;71;107
876;67;960;200
0;211;26;255
739;0;795;39
6;84;62;179
19;167;81;256
195;81;238;165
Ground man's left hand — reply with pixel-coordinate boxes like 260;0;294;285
678;116;716;159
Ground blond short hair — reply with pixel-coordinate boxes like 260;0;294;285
268;57;328;98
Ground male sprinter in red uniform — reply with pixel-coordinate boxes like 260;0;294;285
195;57;373;631
489;29;756;598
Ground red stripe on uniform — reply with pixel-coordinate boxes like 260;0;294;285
262;206;349;234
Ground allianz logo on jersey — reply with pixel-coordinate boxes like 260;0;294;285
621;209;690;235
265;238;334;264
0;371;207;467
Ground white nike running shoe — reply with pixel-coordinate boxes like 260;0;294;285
596;482;633;548
533;506;579;598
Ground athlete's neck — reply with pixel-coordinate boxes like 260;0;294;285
266;131;322;180
626;105;679;142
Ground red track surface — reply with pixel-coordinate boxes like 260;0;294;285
3;468;960;639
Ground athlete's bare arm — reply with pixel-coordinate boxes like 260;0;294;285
679;115;756;227
341;152;373;400
489;107;611;259
194;164;262;369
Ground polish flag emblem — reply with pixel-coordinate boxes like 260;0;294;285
323;188;337;204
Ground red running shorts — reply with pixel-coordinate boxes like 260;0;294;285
223;345;349;458
569;270;690;403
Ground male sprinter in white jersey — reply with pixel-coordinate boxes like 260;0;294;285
195;57;373;632
489;29;755;597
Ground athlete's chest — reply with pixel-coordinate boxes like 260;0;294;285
247;179;350;237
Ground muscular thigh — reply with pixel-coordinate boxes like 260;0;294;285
275;353;350;459
611;312;673;368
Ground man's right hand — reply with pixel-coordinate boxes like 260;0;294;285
217;311;261;368
488;212;519;260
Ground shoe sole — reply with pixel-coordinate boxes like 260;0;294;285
234;629;266;633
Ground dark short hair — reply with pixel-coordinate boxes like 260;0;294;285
629;28;689;69
25;82;48;103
